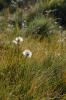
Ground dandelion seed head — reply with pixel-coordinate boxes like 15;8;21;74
12;40;17;44
23;49;32;58
12;36;23;45
15;36;23;42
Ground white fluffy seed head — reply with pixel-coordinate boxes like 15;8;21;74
12;36;23;45
12;40;17;44
23;49;32;58
15;36;23;42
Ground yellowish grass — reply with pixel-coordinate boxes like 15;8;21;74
0;30;66;68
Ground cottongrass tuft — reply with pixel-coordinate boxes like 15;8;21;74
15;36;23;42
12;40;17;45
12;36;23;44
22;49;32;58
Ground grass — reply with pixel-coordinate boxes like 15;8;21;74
0;0;66;99
0;54;66;99
0;30;66;99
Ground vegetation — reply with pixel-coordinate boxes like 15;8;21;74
0;0;66;99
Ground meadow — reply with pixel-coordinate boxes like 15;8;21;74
0;0;66;100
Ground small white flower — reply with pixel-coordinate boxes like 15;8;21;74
12;40;17;44
23;49;32;58
15;36;23;42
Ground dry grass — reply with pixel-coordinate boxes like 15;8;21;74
0;1;66;99
0;31;66;67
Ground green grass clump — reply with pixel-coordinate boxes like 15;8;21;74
24;16;59;38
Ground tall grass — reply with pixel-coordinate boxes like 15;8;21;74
0;0;66;99
0;55;65;99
